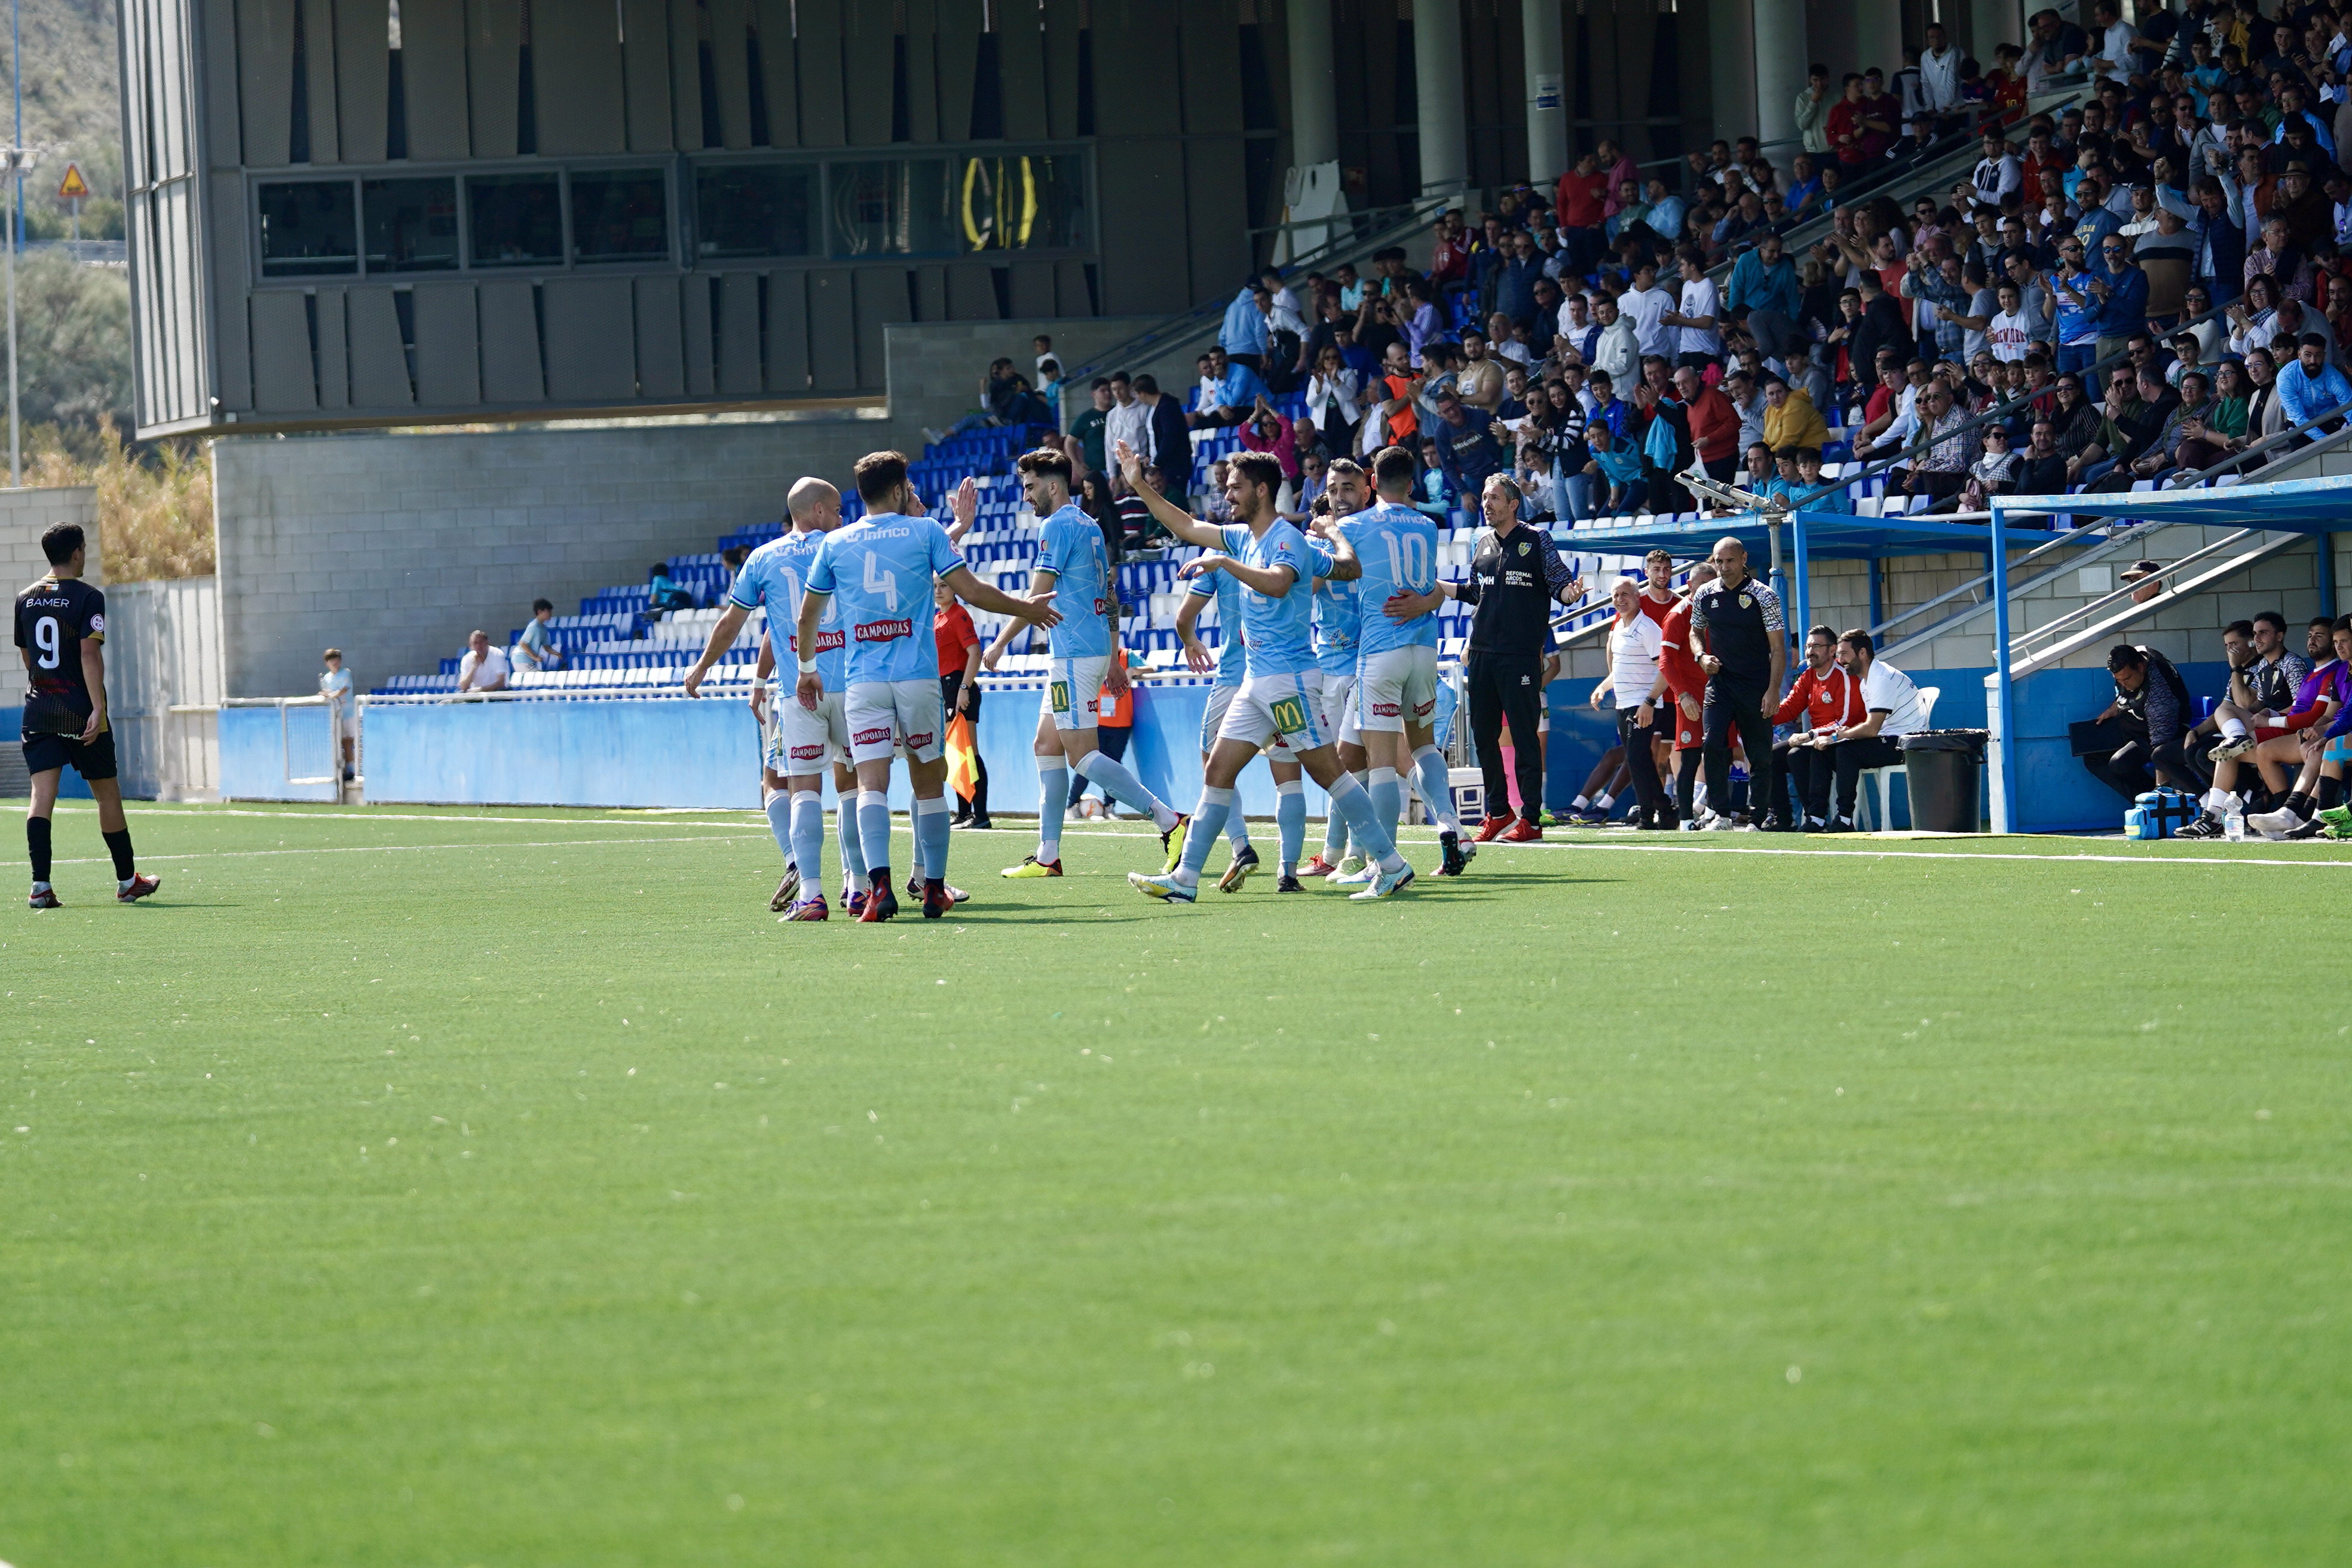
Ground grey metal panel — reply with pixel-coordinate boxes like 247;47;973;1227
716;271;762;394
933;0;978;142
400;0;472;159
477;279;544;400
1094;140;1186;313
850;267;906;390
534;0;626;154
633;274;685;397
682;275;715;394
345;288;414;406
301;0;342;161
333;0;389;163
1177;0;1240;133
203;0;243;166
622;0;674;151
1007;260;1054;317
944;261;997;321
842;0;894;146
1054;258;1090;318
902;0;938;142
1091;0;1180;137
765;271;809;392
411;281;482;404
806;270;855;390
1042;0;1080;141
249;290;317;411
238;0;296;166
466;0;522;159
795;0;846;148
313;286;351;406
1185;139;1250;304
752;0;800;147
139;0;197;180
708;0;754;149
210;173;253;408
998;5;1046;140
543;278;638;401
915;263;948;320
668;0;703;149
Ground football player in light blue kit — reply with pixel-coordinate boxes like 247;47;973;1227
798;452;1060;921
1304;458;1373;880
999;447;1188;881
1116;442;1416;902
1174;548;1271;887
1345;445;1474;880
681;476;871;916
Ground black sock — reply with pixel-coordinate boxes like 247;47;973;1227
27;816;50;883
2286;791;2313;819
103;828;134;881
2322;777;2344;811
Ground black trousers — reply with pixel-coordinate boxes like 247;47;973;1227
2084;728;2195;801
1701;679;1775;817
1616;706;1667;819
1466;652;1547;822
941;673;990;817
1829;735;1903;818
1771;739;1836;822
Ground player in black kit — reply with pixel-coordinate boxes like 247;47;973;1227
14;523;160;909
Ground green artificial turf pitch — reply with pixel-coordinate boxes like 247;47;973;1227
3;801;2350;1566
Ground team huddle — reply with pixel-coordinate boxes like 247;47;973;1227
697;443;1489;920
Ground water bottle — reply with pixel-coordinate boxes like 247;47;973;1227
2224;800;2246;842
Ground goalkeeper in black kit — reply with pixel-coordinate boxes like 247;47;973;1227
14;523;161;909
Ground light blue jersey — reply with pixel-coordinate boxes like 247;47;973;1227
1312;568;1360;676
806;512;965;684
1343;500;1441;654
1186;567;1247;687
733;529;845;688
1219;520;1331;680
1036;502;1114;659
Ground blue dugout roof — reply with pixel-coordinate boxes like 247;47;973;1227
1993;472;2352;534
1564;509;2036;562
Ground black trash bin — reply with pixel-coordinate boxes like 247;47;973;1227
1899;729;1989;833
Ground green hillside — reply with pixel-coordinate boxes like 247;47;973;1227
0;0;124;238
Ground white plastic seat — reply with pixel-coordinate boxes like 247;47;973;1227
1857;687;1941;831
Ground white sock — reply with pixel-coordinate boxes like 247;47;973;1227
2221;716;2249;741
1571;794;1590;809
1594;792;1614;810
30;880;50;893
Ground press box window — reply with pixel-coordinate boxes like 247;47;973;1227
363;177;460;272
258;181;359;277
571;169;669;263
694;164;814;259
954;154;1091;252
828;160;956;258
467;173;563;267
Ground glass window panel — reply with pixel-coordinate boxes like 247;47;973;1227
694;164;815;259
467;173;564;267
828;160;957;258
257;180;358;277
571;169;670;262
362;177;460;273
951;152;1091;253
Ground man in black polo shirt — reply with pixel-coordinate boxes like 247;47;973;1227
1689;535;1786;829
1384;472;1584;841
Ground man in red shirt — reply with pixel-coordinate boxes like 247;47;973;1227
935;580;991;830
1554;151;1611;278
1656;561;1717;823
1766;624;1867;829
1676;364;1741;484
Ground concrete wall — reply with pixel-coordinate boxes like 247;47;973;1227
884;317;1162;441
212;412;900;699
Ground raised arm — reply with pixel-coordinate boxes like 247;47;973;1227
1306;514;1362;581
1116;440;1225;548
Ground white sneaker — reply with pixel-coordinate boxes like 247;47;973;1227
1349;862;1416;900
1700;810;1737;831
1330;861;1377;887
2248;806;2301;840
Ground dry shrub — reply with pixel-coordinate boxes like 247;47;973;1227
23;418;213;581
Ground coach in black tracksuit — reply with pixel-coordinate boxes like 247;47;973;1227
1689;536;1787;825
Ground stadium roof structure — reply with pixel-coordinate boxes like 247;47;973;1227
1566;509;2020;563
1995;472;2352;535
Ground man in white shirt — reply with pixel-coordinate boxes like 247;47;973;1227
1103;372;1152;495
1987;281;2035;362
1919;24;1963;118
455;629;510;694
1587;293;1641;384
1588;577;1670;828
1616;261;1677;360
1662;249;1722;367
1794;628;1928;830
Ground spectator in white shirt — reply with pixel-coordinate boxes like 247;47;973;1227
1588;578;1670;828
1792;629;1928;829
1987;281;2035;362
1103;372;1153;494
456;629;510;694
1616;261;1677;360
1972;133;2023;207
319;648;356;780
1919;24;1964;117
1662;247;1723;367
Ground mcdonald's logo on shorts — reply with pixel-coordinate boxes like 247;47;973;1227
1050;681;1071;713
1269;695;1308;734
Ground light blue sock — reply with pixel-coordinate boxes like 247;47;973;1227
1412;745;1460;835
1077;748;1177;831
1327;772;1404;872
764;791;795;869
836;795;868;891
1369;766;1404;844
857;790;894;880
788;791;825;896
1176;787;1234;885
1225;782;1251;848
1276;779;1306;872
914;795;952;882
1037;762;1069;863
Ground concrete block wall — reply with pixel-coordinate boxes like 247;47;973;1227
213;416;895;699
0;486;100;709
884;317;1163;446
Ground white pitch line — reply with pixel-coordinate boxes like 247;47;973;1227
26;806;760;828
47;833;770;866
